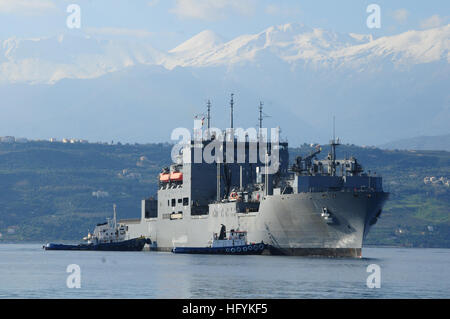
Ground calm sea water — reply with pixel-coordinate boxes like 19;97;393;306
0;244;448;298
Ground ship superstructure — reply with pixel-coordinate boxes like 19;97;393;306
125;96;389;257
83;204;127;244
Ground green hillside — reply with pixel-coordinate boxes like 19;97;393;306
0;141;449;247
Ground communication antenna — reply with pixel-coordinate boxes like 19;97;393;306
207;99;211;129
258;101;271;142
217;161;221;201
113;204;117;230
259;101;264;131
330;115;340;176
230;93;234;129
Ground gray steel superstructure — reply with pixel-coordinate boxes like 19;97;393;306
124;97;389;257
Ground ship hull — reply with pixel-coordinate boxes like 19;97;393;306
172;243;266;255
267;247;361;257
250;191;388;257
43;237;149;251
131;191;388;258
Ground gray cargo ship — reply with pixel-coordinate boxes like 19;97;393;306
124;96;389;257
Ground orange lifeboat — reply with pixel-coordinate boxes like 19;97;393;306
170;172;183;182
159;173;170;183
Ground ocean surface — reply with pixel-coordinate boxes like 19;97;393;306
0;244;448;298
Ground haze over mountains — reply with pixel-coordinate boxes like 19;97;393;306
380;134;450;152
0;23;449;146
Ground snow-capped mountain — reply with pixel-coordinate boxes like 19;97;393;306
0;23;448;145
169;30;226;54
165;23;377;68
163;22;449;69
1;23;449;84
329;25;450;68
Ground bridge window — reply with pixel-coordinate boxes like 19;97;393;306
183;197;189;206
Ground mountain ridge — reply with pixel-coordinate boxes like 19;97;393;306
0;23;448;146
380;134;450;152
1;22;449;84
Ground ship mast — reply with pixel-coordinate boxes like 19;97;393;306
258;101;271;142
258;101;263;141
217;161;221;201
207;99;211;130
230;93;234;130
113;204;117;230
329;116;340;176
259;101;263;131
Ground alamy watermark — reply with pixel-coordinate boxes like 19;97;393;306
66;264;81;288
65;4;380;31
66;4;81;29
366;264;381;288
171;121;280;174
366;4;381;29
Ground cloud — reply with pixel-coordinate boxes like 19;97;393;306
420;15;447;29
147;0;159;7
0;0;55;14
392;9;409;24
171;0;255;21
86;27;154;38
265;4;301;16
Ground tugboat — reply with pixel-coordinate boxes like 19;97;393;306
172;225;266;255
43;205;150;251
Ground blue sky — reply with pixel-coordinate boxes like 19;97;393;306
0;0;448;50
